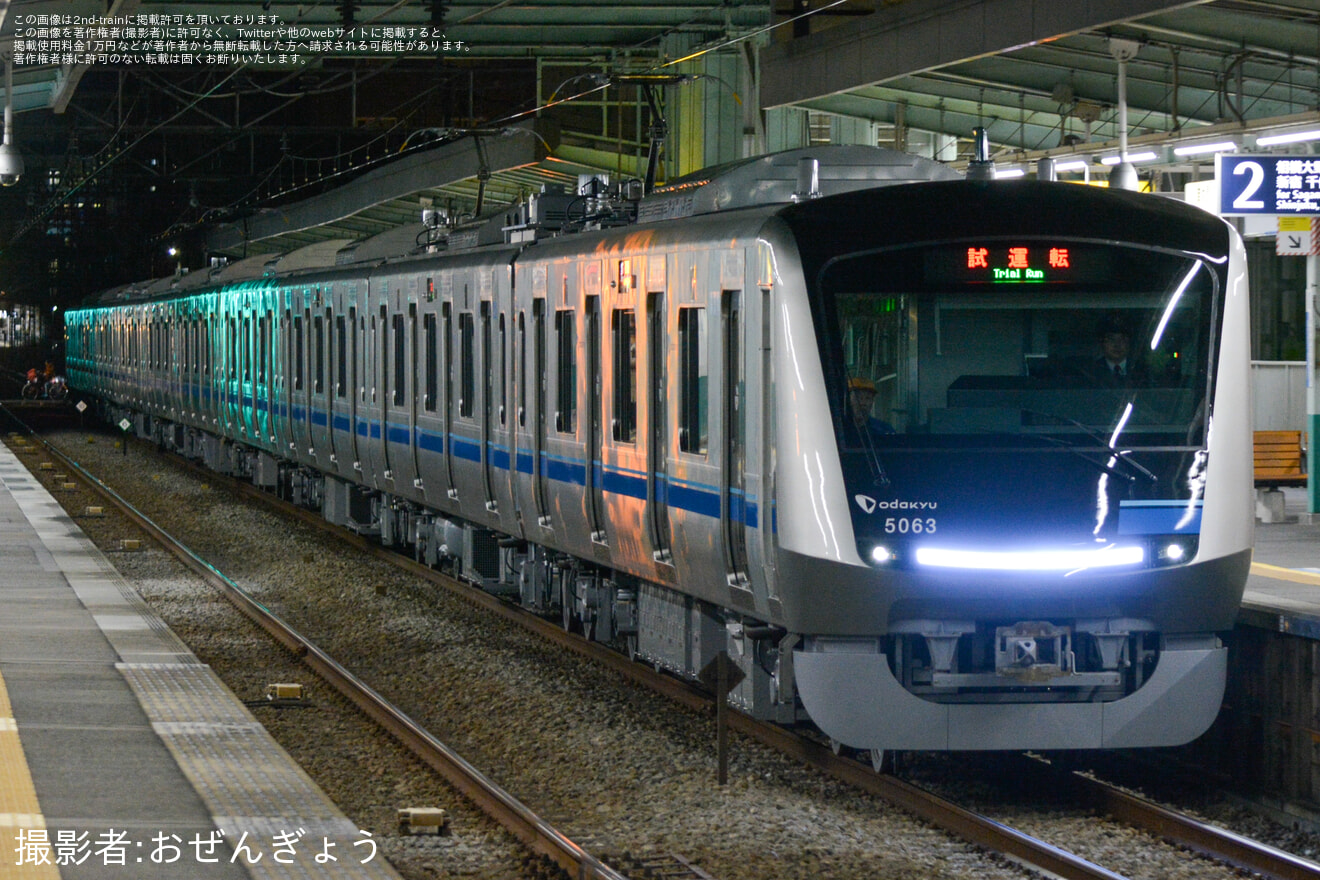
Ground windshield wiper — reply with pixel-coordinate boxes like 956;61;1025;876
1028;432;1157;485
1018;410;1159;485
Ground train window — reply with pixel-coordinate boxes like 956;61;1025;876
423;313;438;412
678;307;708;455
459;312;475;419
314;315;325;395
555;309;576;434
392;313;405;407
612;308;637;443
293;315;304;391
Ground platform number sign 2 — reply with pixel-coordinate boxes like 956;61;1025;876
1218;154;1320;216
1229;160;1266;211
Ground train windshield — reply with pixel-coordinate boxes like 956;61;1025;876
814;239;1222;543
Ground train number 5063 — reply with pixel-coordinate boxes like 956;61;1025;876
884;517;936;534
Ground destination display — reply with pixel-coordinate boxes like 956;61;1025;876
924;244;1111;286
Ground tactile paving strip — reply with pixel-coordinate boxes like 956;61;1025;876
119;663;402;880
0;674;60;880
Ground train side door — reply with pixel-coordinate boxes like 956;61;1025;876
324;294;340;467
408;299;423;489
296;298;315;458
167;303;180;420
532;297;550;524
723;285;750;588
239;307;254;442
281;300;297;455
377;301;394;482
387;300;402;482
220;310;233;441
442;299;457;498
309;304;329;462
258;302;273;448
586;292;606;541
647;286;672;564
480;297;497;511
488;282;514;526
346;300;362;472
285;299;298;455
362;301;381;481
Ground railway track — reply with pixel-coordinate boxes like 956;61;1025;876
2;427;627;880
12;417;1320;880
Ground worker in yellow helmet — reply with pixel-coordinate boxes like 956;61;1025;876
846;375;895;442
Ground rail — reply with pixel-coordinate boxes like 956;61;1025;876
21;424;1129;880
1015;754;1320;880
27;420;1320;880
17;424;630;880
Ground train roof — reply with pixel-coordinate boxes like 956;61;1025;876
77;145;968;308
636;145;962;224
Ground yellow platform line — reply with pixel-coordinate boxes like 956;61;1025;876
0;674;59;879
1250;560;1320;587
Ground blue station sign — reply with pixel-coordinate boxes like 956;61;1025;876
1218;154;1320;215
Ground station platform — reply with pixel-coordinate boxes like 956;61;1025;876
1245;487;1320;639
0;444;402;879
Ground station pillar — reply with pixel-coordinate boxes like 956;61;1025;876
1309;254;1320;519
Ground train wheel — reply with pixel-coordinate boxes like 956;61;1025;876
20;382;37;400
47;383;67;401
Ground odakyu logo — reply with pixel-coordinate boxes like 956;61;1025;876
854;495;938;514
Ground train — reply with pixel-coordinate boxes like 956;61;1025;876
64;144;1252;757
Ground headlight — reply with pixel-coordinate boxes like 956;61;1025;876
1153;537;1197;566
913;544;1144;571
870;544;897;565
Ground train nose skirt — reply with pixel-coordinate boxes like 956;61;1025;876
794;638;1226;751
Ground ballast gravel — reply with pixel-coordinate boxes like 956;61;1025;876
13;427;1320;880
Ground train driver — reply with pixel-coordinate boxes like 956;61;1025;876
1091;313;1146;387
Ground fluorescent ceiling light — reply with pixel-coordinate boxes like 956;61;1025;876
1054;159;1089;172
1100;151;1159;165
1257;129;1320;146
1173;141;1237;156
994;168;1025;179
914;544;1144;571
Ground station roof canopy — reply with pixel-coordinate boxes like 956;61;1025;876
1;0;1319;265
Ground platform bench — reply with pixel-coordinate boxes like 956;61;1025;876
1255;430;1307;522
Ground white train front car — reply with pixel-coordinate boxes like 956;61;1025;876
772;179;1251;751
